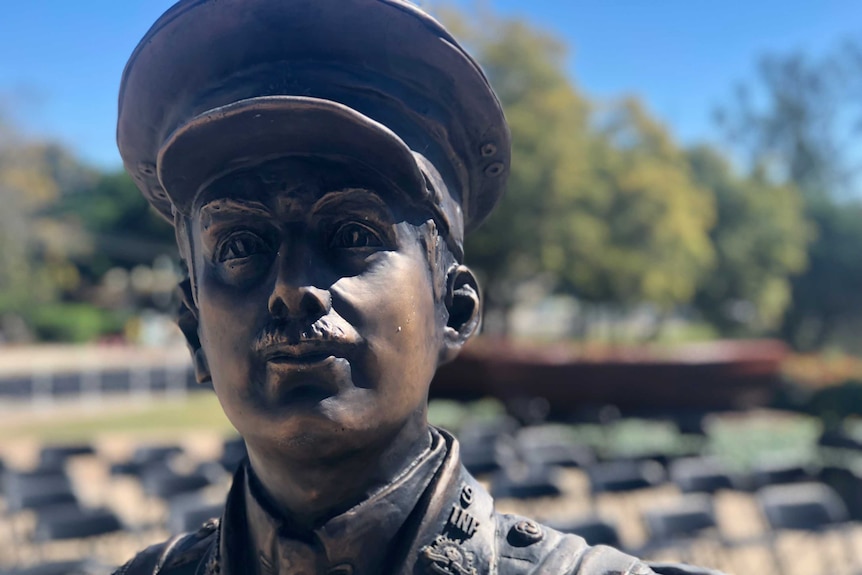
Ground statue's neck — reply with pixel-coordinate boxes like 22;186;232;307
245;416;431;531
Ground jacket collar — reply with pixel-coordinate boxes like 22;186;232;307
218;428;477;575
399;428;499;575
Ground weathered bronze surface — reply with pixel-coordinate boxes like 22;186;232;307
114;1;722;573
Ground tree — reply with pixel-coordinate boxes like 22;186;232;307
558;99;714;312
716;46;862;201
717;42;862;349
52;170;176;281
687;146;811;334
781;199;862;350
438;7;716;336
0;115;175;342
446;13;593;331
0;121;64;322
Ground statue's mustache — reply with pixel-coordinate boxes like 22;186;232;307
252;317;357;353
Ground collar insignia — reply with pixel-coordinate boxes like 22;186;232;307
420;535;478;575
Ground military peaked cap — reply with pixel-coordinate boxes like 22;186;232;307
117;0;510;253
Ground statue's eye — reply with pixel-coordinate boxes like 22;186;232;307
217;232;271;262
329;222;383;249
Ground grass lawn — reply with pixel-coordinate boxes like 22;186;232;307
2;394;489;444
0;390;235;443
1;393;835;475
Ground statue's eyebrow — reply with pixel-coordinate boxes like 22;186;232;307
312;188;393;220
198;198;273;230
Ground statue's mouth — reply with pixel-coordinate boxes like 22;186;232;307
252;318;360;363
259;343;350;403
259;341;351;365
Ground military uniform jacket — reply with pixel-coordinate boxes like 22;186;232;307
114;429;722;575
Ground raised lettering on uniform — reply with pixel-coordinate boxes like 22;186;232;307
448;505;479;537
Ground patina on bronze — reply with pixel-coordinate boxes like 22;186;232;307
114;1;721;574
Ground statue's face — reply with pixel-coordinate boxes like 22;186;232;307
188;158;446;458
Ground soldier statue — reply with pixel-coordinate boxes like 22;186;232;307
114;1;722;574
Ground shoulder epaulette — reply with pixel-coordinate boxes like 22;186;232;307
112;520;219;575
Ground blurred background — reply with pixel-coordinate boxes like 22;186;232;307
2;1;862;573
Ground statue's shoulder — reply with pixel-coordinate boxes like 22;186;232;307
112;520;219;575
491;513;722;575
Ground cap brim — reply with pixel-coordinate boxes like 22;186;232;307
157;95;426;213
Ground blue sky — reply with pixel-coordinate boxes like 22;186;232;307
1;1;859;170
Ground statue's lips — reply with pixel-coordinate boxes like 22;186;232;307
258;340;354;365
259;340;352;402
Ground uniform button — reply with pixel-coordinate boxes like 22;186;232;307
328;563;354;575
507;519;544;547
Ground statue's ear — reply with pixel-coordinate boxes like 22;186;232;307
177;278;211;385
440;265;482;365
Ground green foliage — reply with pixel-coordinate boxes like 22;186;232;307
53;170;176;278
455;15;592;315
0;118;174;343
802;380;862;431
717;41;862;349
56;170;171;239
25;302;128;343
688;147;811;333
716;47;862;201
706;411;821;471
565;100;715;308
0;124;71;320
445;9;716;332
1;6;853;350
781;200;862;349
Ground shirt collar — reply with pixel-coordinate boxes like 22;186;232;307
239;428;446;575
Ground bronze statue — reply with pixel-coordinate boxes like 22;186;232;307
114;1;722;574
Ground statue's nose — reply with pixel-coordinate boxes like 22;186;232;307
267;245;332;322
